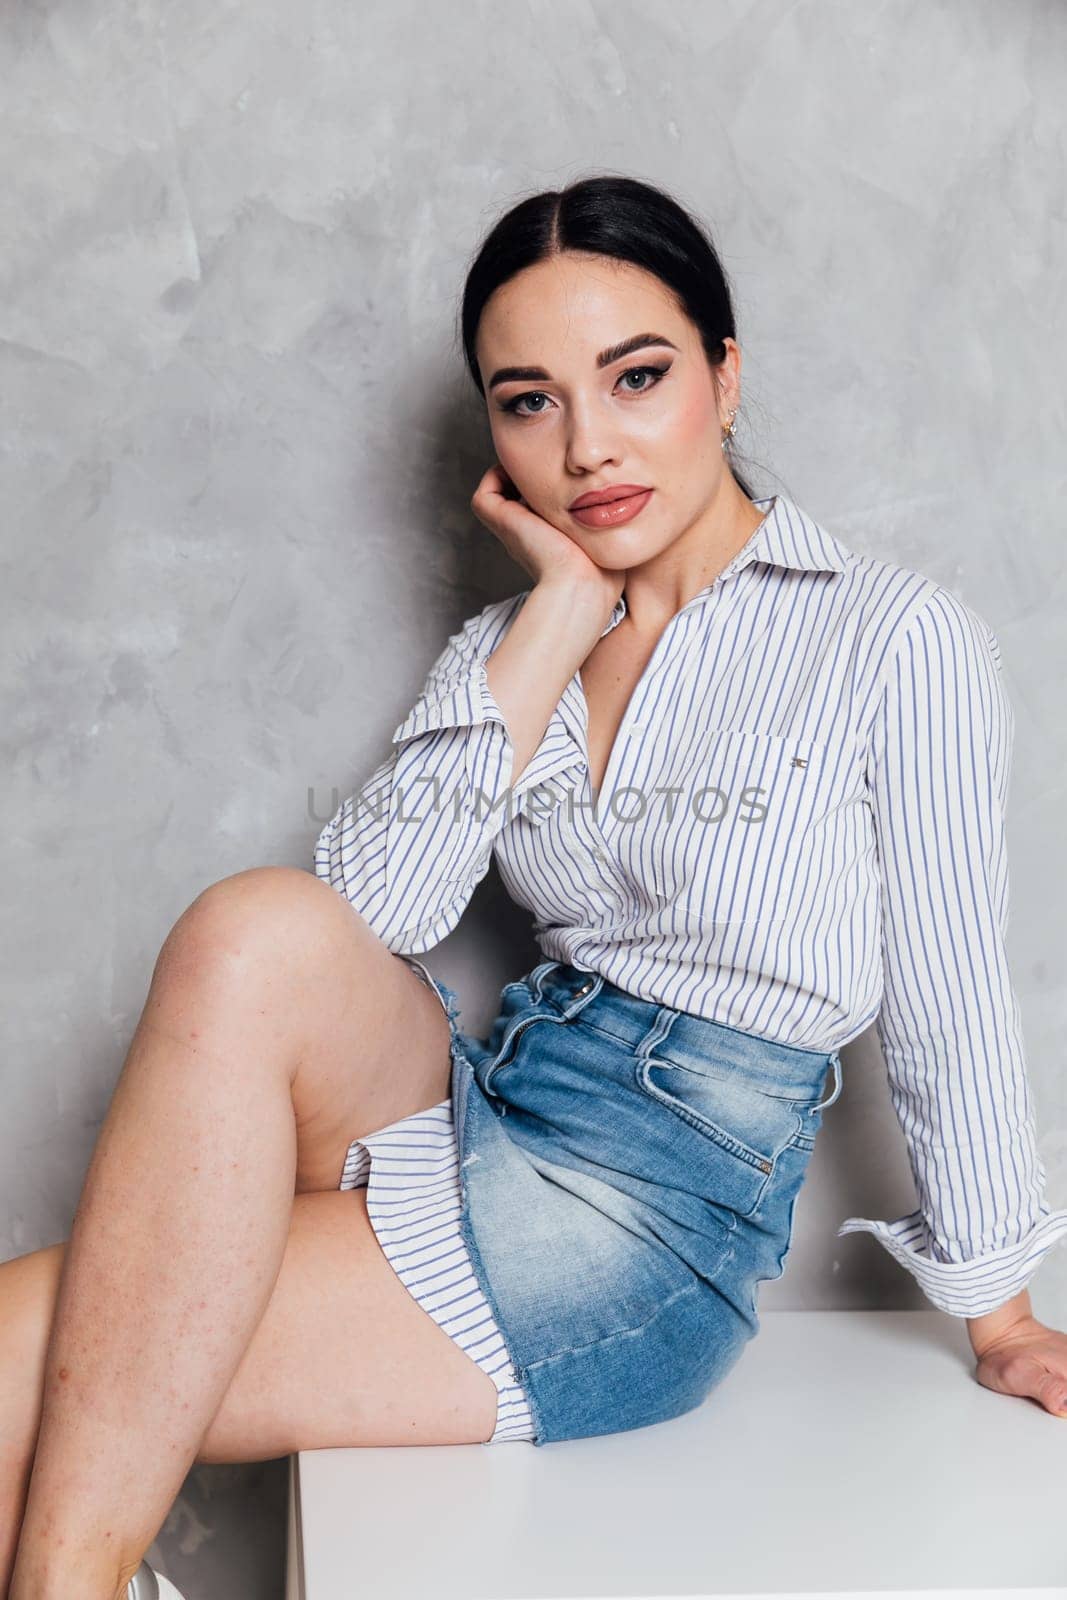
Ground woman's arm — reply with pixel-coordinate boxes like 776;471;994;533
483;577;610;791
966;1285;1033;1352
835;586;1067;1318
314;579;611;953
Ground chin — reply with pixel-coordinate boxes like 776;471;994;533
579;522;670;559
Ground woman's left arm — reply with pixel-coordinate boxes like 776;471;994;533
835;587;1067;1417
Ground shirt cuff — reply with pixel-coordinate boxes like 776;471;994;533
836;1203;1067;1317
390;653;586;818
390;652;504;743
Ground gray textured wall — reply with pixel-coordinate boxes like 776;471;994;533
3;1;1065;1595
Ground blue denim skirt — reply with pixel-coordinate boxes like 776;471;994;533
418;956;841;1448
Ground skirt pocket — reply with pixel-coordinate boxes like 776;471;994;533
634;1054;817;1220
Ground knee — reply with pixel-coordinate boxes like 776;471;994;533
155;867;356;990
0;1242;64;1380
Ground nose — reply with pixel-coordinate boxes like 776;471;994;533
564;399;623;478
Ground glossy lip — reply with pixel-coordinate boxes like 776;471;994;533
570;489;653;529
568;482;652;511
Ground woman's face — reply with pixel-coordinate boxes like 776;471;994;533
474;251;739;570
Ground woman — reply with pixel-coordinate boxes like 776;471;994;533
4;174;1067;1600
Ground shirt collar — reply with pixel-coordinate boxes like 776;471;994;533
598;492;849;637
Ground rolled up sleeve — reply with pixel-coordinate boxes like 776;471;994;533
836;588;1067;1316
314;600;584;954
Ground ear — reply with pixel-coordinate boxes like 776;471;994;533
717;337;743;413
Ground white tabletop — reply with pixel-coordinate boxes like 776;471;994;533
289;1310;1067;1599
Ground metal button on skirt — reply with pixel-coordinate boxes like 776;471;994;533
443;958;842;1448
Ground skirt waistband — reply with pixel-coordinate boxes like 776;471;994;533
526;960;842;1107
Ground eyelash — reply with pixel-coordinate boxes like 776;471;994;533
499;362;672;418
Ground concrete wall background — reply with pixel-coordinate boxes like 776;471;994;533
3;1;1064;1593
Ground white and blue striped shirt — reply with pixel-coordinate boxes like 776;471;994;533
315;491;1067;1318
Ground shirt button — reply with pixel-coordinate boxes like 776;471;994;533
593;847;608;864
628;722;646;737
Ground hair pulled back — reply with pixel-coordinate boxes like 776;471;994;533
459;174;755;499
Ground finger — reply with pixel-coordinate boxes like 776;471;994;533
1041;1370;1067;1417
978;1351;1067;1416
486;464;519;500
471;463;509;504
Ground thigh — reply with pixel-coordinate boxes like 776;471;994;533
197;1189;500;1457
159;867;457;1193
5;1197;500;1459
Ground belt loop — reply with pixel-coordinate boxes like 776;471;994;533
528;959;559;999
561;970;605;1019
636;1004;677;1060
809;1052;842;1115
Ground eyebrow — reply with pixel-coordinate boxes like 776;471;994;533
487;331;680;391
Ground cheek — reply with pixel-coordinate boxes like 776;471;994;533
492;426;550;494
650;389;723;505
672;387;718;447
635;382;716;455
489;416;522;467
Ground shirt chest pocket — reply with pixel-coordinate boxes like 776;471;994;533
647;729;828;928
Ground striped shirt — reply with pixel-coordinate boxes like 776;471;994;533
337;1098;535;1441
315;491;1067;1318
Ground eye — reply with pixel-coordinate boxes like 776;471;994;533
499;362;672;418
618;365;667;394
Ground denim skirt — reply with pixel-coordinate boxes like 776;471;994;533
412;956;841;1448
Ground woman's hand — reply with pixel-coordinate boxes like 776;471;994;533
971;1314;1067;1419
471;462;625;611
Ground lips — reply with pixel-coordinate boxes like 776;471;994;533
569;488;654;529
569;483;652;511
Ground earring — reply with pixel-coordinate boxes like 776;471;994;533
720;408;738;449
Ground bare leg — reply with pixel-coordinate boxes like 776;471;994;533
2;1198;501;1596
9;896;302;1600
0;1246;59;1593
6;867;468;1600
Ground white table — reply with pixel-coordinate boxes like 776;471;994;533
285;1310;1066;1599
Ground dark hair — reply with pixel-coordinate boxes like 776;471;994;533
459;174;756;500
